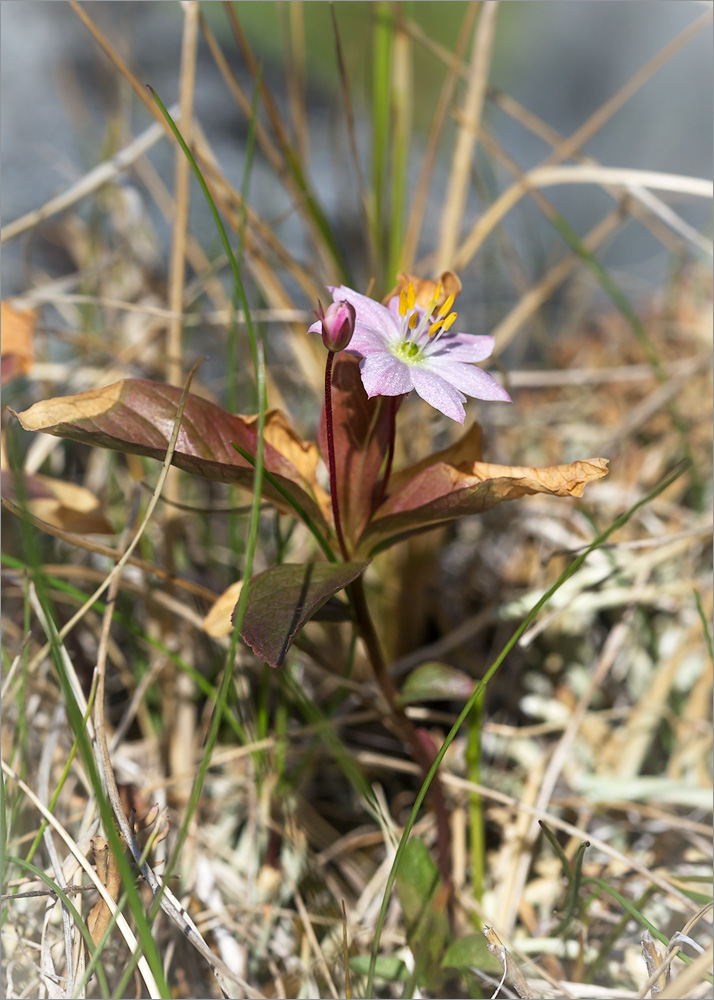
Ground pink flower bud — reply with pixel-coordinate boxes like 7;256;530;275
316;299;356;353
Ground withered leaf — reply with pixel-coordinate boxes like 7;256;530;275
358;457;609;555
1;301;35;384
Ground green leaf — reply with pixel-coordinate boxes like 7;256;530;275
240;561;368;667
442;933;503;975
349;954;409;981
398;662;475;706
395;838;449;982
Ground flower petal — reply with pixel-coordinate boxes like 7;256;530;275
410;367;467;423
426;334;495;363
359;352;414;397
328;285;401;347
426;357;511;402
346;325;396;356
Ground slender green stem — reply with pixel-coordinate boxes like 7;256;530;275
466;691;485;907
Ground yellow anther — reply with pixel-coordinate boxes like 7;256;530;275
399;289;408;317
428;319;443;337
442;311;458;332
407;282;416;312
437;293;456;320
409;312;418;329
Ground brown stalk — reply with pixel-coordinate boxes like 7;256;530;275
490;205;625;353
219;1;337;273
435;0;499;273
453;7;713;269
407;11;709;262
164;0;200;806
401;1;480;271
1;494;218;602
328;1;375;275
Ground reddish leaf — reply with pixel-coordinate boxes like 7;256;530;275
239;560;367;667
378;423;483;507
13;379;330;534
357;457;609;556
319;354;395;548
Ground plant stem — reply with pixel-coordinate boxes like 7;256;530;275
373;395;397;512
324;351;350;561
348;574;452;883
466;691;485;909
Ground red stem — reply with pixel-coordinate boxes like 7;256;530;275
324;351;350;561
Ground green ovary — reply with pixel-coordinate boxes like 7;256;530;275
393;340;422;362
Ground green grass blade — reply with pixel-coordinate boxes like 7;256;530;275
231;442;337;562
365;459;691;996
6;856;112;997
694;589;713;661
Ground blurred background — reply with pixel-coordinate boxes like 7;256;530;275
3;1;712;300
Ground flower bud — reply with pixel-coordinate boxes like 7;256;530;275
316;299;356;353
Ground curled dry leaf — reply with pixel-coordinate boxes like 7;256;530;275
202;580;244;639
1;301;35;384
11;474;113;534
358;457;609;556
240;408;328;510
1;429;113;533
384;271;463;309
13;378;330;534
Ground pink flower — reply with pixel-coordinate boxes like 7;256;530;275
308;283;511;423
314;298;356;353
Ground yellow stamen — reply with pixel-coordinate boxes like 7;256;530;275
407;282;416;312
409;312;418;329
442;311;458;332
399;289;407;317
428;319;443;337
430;284;442;315
437;293;456;320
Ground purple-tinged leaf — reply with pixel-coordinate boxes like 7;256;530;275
318;354;394;548
240;560;367;667
13;379;330;534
